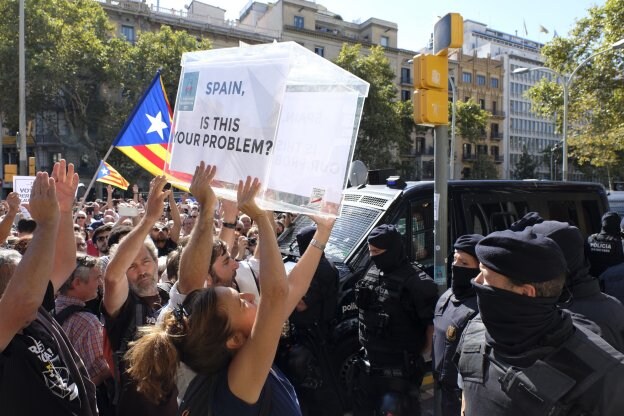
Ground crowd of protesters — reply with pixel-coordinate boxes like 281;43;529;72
1;159;624;415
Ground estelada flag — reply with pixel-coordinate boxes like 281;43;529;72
112;71;172;177
96;160;130;190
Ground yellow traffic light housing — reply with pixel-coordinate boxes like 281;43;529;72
413;54;448;90
413;89;449;125
28;157;35;176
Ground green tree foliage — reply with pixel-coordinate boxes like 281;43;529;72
335;44;411;169
0;0;212;184
513;146;539;179
525;0;624;180
452;99;498;179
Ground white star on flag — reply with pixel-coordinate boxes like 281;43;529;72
100;168;109;176
146;111;168;141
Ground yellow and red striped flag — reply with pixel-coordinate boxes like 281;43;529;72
96;160;130;190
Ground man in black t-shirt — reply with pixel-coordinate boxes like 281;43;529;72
0;161;97;416
103;176;177;416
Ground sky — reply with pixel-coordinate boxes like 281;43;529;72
149;0;604;50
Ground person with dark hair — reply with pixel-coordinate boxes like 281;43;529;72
278;225;341;416
16;218;37;236
456;229;624;415
107;224;133;248
530;221;624;352
0;161;98;416
353;224;438;416
124;176;335;415
92;223;113;257
598;217;624;304
432;234;483;416
587;211;624;277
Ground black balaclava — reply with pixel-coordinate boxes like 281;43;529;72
451;234;483;298
474;229;572;355
367;224;406;273
601;211;622;236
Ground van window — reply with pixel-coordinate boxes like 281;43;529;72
547;200;579;228
467;200;529;235
411;199;434;263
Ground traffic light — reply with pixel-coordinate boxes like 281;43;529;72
413;54;448;90
28;157;35;176
414;89;449;125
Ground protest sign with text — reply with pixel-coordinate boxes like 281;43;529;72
13;176;35;204
165;42;369;217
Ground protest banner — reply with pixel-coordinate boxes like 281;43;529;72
13;175;35;203
166;41;369;217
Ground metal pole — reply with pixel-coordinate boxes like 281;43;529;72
449;77;457;180
18;0;26;176
433;125;449;287
562;82;568;181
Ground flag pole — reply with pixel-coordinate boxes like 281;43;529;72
76;144;115;214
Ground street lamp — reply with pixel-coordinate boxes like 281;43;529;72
513;37;624;181
449;75;457;179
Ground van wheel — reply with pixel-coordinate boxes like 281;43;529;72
330;334;360;411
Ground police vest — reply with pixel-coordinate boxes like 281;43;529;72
457;316;617;416
587;233;624;277
432;289;478;387
358;263;429;358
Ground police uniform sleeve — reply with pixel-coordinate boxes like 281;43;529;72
403;271;439;325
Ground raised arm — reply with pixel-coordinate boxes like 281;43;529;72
0;172;59;351
282;215;334;320
50;160;79;292
0;193;20;243
218;199;238;249
178;163;217;294
168;191;181;243
103;176;169;318
229;177;288;404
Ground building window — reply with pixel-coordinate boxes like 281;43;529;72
463;143;472;157
477;75;486;86
491;77;499;88
479;99;485;109
491;146;499;157
401;67;410;84
477;144;488;155
401;90;411;101
121;25;135;43
294;16;304;28
380;36;389;47
314;46;324;57
462;72;472;83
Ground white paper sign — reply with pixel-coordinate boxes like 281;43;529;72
13;176;35;203
168;55;290;184
267;91;359;205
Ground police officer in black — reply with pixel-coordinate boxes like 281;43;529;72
279;225;342;416
432;234;483;416
531;220;624;352
354;224;438;416
587;211;624;277
456;229;624;415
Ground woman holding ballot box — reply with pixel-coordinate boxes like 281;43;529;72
125;175;335;415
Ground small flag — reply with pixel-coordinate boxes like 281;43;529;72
539;25;549;34
96;161;130;190
113;71;172;177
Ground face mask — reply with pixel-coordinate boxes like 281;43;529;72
371;250;400;273
472;281;565;354
451;266;479;297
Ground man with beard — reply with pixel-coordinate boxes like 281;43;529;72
432;234;483;416
102;176;177;416
456;229;624;415
353;224;438;416
92;224;112;257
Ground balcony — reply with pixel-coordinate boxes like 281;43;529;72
490;132;503;140
490;109;506;118
400;76;413;85
493;155;504;163
462;153;477;161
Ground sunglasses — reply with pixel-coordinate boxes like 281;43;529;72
77;216;86;219
153;227;169;232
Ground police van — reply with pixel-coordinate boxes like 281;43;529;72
278;178;609;409
607;190;624;217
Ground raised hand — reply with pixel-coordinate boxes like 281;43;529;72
144;175;171;222
5;192;20;215
308;213;336;234
237;176;263;220
51;159;79;213
133;184;139;194
29;172;59;227
189;162;217;208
